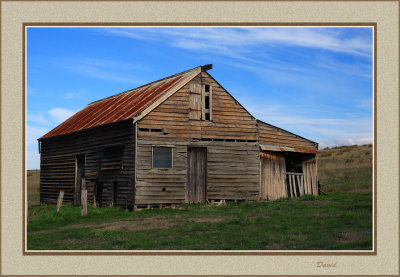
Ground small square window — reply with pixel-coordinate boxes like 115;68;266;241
152;147;173;168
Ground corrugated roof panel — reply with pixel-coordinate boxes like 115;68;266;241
41;68;196;139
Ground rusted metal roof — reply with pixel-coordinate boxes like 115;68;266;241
41;67;200;139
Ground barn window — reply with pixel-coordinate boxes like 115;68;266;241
189;83;212;121
152;146;173;168
203;85;212;121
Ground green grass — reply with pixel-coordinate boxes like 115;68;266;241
27;192;372;250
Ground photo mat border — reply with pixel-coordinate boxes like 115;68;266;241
22;22;377;256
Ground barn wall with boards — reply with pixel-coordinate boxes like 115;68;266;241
39;120;135;207
135;71;260;207
38;64;319;209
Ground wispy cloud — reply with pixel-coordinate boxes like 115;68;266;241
48;108;75;124
27;113;48;125
27;125;49;145
27;86;37;95
98;27;372;57
60;57;148;85
97;27;372;83
319;137;372;149
60;89;87;99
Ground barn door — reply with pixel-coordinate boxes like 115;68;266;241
74;154;85;205
187;147;207;203
260;152;286;200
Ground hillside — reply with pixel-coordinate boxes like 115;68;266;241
318;144;372;193
27;169;40;206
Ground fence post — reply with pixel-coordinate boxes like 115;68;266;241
57;190;64;213
81;189;87;216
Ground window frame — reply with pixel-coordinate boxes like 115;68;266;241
151;145;174;169
201;84;212;121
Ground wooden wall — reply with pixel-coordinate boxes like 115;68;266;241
302;156;318;195
136;72;260;206
39;120;135;206
260;151;287;200
258;120;317;151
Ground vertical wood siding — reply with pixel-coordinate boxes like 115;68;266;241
136;72;260;205
39;120;135;206
260;152;287;200
302;157;318;195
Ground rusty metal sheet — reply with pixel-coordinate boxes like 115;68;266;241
260;144;318;154
41;69;195;139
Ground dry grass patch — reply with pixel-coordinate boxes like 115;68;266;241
335;231;370;243
188;217;225;223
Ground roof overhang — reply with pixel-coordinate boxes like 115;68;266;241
260;144;318;154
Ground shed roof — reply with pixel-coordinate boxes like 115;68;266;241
41;66;203;139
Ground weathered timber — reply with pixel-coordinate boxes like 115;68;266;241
40;120;135;207
56;190;64;213
81;189;87;216
39;67;318;208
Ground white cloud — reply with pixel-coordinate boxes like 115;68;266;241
356;98;373;109
319;137;372;149
61;57;149;85
99;27;372;57
27;86;37;95
27;113;48;125
27;126;49;145
61;89;87;99
48;108;75;124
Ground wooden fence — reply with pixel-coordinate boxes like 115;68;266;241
285;172;305;198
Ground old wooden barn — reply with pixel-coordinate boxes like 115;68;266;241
38;64;318;209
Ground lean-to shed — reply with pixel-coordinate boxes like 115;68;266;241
38;65;318;209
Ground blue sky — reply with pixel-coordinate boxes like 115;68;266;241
27;27;373;169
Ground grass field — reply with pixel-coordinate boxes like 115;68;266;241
318;144;372;193
27;144;373;250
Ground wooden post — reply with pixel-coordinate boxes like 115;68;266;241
291;174;296;197
81;189;87;216
56;190;64;213
288;173;293;198
297;175;302;196
93;195;96;208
